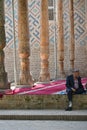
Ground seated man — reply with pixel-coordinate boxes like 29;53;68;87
65;69;86;111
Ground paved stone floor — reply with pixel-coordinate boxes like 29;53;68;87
0;120;87;130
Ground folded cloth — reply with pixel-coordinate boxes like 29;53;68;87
0;91;5;98
0;93;3;98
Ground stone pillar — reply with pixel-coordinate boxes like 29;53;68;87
69;0;75;69
0;0;9;89
57;0;65;78
18;0;33;86
39;0;50;82
85;0;87;30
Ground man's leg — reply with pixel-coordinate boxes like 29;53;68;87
75;88;86;94
67;90;73;102
66;90;73;111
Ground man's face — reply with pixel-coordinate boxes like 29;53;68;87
73;71;79;78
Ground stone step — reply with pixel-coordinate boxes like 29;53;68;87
0;110;87;121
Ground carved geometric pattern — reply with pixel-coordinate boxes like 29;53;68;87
74;0;86;45
29;0;41;48
63;0;86;45
4;0;87;49
5;0;18;48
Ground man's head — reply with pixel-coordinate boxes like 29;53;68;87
72;69;79;79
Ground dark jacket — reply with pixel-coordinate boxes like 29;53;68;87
66;75;83;91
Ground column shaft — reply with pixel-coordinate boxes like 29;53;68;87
57;0;65;77
85;0;87;30
0;0;9;89
69;0;75;69
39;0;50;82
18;0;33;86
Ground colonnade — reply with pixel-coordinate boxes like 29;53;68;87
0;0;75;88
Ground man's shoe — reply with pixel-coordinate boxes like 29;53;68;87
65;107;72;111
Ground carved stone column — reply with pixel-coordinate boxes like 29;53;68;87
85;0;87;30
69;0;75;69
0;0;9;89
39;0;50;82
18;0;33;86
57;0;65;78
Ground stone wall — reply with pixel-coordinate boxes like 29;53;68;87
0;95;87;110
4;0;87;82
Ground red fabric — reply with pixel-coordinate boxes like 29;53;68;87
5;78;87;95
0;93;4;98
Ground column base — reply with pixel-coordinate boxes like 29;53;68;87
39;73;50;83
11;84;33;89
34;81;50;85
19;74;34;87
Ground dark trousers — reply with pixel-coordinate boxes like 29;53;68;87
67;88;86;102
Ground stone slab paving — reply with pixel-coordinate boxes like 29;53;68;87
0;110;87;121
0;120;87;130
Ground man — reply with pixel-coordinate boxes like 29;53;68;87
65;69;86;111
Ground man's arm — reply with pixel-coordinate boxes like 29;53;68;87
66;76;76;92
78;77;84;88
66;76;71;89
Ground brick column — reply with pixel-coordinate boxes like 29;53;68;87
69;0;75;69
18;0;33;86
39;0;50;82
57;0;65;78
0;0;9;89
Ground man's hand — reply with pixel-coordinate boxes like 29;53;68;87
71;88;76;92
